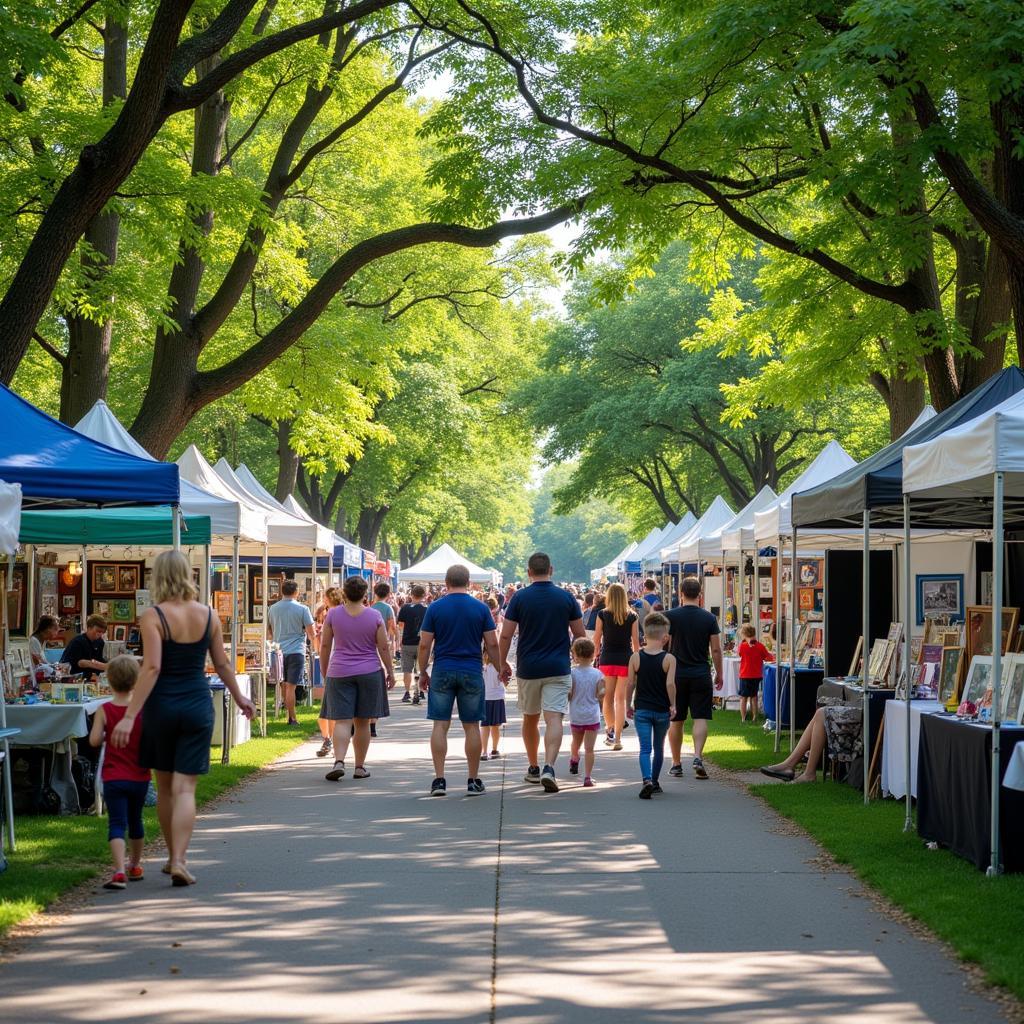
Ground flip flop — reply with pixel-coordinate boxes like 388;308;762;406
169;865;196;887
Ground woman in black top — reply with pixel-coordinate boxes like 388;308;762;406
592;583;638;749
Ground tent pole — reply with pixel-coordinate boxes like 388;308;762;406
172;505;181;551
903;494;913;831
989;471;1004;877
81;545;88;634
225;536;239;765
790;528;798;752
774;534;782;754
262;542;269;737
309;550;316;708
201;545;210;605
26;545;35;639
862;509;871;805
2;555;15;849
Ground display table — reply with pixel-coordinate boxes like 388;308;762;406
762;665;822;730
211;675;251;750
880;699;945;800
719;657;741;705
1006;745;1024;792
5;699;110;814
917;715;1024;873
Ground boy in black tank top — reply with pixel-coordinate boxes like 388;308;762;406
626;613;676;800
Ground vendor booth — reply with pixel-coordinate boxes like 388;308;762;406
659;498;734;608
399;543;498;586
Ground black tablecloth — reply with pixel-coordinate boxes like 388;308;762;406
917;716;1024;873
766;666;822;730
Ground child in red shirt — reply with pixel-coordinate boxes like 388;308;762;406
737;624;773;723
90;655;150;890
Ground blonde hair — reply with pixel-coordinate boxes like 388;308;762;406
739;624;756;640
152;550;197;603
325;586;342;607
604;582;630;626
106;654;139;693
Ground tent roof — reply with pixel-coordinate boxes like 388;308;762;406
621;527;661;570
233;464;335;555
627;523;674;565
279;493;362;566
0;384;178;509
792;367;1024;528
754;440;856;541
398;542;495;583
19;505;211;546
902;404;937;436
644;512;697;569
176;446;268;545
0;481;21;554
685;485;777;561
903;390;1024;527
214;459;331;555
662;496;735;563
75;401;239;538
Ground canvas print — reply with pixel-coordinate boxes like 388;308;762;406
92;564;117;592
916;574;963;625
117;565;139;592
1000;656;1024;722
962;656;993;706
759;578;772;598
938;647;964;707
799;589;814;611
866;638;894;684
966;606;1020;663
111;599;134;623
797;558;820;587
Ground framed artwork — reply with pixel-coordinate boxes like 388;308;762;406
920;643;943;667
117;564;139;592
214;591;233;617
979;571;993;607
965;606;1020;664
111;599;134;622
92;564;117;593
910;637;923;664
798;589;814;611
62;595;76;609
916;574;964;625
938;647;964;707
759;577;773;598
866;638;895;685
128;626;141;645
813;589;824;613
111;625;128;642
797;558;821;587
962;655;993;706
848;636;863;677
252;603;263;621
794;621;824;666
94;600;110;616
1000;654;1024;721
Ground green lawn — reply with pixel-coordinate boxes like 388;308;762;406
703;708;796;771
0;705;319;936
752;778;1024;1001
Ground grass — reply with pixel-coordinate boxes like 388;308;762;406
0;704;319;937
703;708;792;771
752;776;1024;1001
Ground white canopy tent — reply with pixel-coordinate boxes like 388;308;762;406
903;390;1024;875
280;494;362;570
399;543;497;584
628;522;675;567
233;464;335;556
644;512;697;571
902;404;937;436
661;497;735;564
678;486;777;564
593;539;638;579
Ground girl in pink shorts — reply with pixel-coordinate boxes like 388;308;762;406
568;637;606;786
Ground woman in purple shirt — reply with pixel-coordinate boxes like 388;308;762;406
319;575;395;782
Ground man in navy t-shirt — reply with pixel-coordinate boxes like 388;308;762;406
499;552;585;792
419;564;503;798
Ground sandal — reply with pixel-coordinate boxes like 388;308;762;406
169;865;196;887
353;766;370;779
325;760;346;781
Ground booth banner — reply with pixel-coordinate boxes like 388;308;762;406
362;550;376;570
372;559;390;576
342;541;361;568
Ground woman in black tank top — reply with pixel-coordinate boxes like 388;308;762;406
110;551;255;887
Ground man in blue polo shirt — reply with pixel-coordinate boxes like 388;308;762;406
418;564;503;798
499;552;585;792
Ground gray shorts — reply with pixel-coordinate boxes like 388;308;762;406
321;671;389;721
400;645;420;673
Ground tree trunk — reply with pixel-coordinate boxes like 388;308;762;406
59;16;128;424
887;373;926;439
274;419;298;500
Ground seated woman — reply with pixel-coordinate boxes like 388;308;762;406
29;615;61;667
759;702;863;783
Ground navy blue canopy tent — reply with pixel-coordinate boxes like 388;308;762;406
0;384;178;508
792;367;1024;529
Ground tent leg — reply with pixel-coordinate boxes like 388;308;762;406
774;535;783;754
789;529;798;752
226;537;239;765
81;546;88;635
903;495;913;831
172;505;181;551
201;545;210;605
989;471;1004;876
262;543;269;737
863;510;871;805
2;556;15;850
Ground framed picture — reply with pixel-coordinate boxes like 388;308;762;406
866;638;895;685
111;599;134;623
111;625;128;642
252;603;263;622
117;564;139;592
920;643;943;667
962;655;993;706
938;647;964;707
813;589;824;614
965;606;1020;664
1000;654;1024;721
92;564;117;592
214;591;233;617
797;558;821;587
798;589;814;611
979;571;993;607
759;577;773;598
910;637;923;664
848;636;863;677
94;600;110;616
62;595;76;609
128;626;140;645
916;574;964;625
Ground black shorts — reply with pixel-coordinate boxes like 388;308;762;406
672;672;713;722
738;677;761;698
282;653;306;686
140;691;214;776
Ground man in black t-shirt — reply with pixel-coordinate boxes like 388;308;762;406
664;577;723;781
397;585;428;705
61;614;109;679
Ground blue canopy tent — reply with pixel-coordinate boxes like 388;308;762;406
0;383;178;509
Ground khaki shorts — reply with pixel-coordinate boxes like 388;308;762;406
517;675;571;716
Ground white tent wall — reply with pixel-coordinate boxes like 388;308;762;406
399;543;496;584
895;539;977;631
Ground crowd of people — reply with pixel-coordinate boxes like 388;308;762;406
83;548;736;891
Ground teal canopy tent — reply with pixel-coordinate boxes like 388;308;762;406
19;506;211;546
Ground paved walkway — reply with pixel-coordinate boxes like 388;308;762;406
0;705;1006;1024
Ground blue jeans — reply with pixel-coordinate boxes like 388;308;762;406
427;669;485;723
634;709;670;783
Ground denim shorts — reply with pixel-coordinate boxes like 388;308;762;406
427;669;485;723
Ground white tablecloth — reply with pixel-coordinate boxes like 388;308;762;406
1005;744;1024;792
719;657;741;701
3;699;109;746
881;699;946;799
